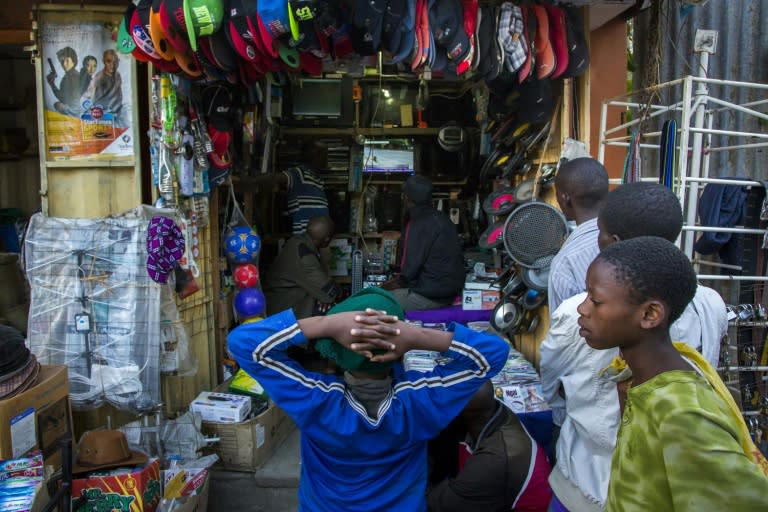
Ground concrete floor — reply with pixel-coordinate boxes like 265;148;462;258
208;427;300;511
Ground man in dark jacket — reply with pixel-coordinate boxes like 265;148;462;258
382;175;465;310
263;215;340;319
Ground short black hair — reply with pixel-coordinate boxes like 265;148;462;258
596;236;697;325
555;157;609;206
599;182;683;242
56;46;78;66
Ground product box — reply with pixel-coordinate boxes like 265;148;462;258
202;401;295;472
71;459;161;512
159;470;210;512
190;392;252;423
462;289;500;310
200;379;294;472
0;365;72;471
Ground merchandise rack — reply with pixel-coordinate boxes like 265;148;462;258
597;29;768;437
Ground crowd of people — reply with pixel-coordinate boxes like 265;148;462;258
230;157;768;510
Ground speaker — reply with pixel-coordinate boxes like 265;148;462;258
377;192;402;231
326;189;350;232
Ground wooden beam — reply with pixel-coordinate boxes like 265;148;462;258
0;30;31;45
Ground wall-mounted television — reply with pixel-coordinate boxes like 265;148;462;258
362;139;415;175
284;77;354;127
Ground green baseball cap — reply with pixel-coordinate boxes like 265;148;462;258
315;287;404;374
182;0;224;51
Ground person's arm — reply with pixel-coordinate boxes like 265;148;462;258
349;318;510;438
661;408;768;510
427;450;508;512
539;299;582;426
398;224;435;286
296;243;340;303
227;310;351;430
547;266;579;317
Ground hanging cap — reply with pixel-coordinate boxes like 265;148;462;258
182;0;225;51
158;0;191;54
149;0;176;61
117;4;138;54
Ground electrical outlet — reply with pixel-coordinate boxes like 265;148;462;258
694;29;718;54
75;313;91;333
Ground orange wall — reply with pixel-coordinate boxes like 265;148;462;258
589;18;628;182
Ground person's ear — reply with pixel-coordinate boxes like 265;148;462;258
639;300;666;329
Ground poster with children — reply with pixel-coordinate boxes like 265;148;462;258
41;19;134;162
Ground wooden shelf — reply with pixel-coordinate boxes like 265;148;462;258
278;126;441;137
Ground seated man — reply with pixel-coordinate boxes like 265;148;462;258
427;380;552;512
228;287;510;511
262;215;339;319
540;182;728;512
382;175;465;311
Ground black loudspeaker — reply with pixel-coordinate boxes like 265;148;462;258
377;192;402;231
326;189;350;232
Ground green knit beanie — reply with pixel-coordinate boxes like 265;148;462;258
314;287;404;373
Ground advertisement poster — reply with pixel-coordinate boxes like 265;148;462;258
41;21;134;162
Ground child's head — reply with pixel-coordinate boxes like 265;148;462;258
554;157;608;220
577;236;697;350
315;287;404;375
597;182;683;250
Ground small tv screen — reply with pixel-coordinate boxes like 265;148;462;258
291;79;342;118
362;139;415;174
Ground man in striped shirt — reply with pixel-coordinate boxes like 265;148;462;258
547;158;609;314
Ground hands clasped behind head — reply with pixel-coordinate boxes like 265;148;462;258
347;309;404;361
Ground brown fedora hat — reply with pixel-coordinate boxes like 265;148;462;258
73;430;148;475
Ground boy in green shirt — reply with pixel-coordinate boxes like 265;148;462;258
576;236;768;511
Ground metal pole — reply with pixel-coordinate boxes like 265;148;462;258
598;101;608;163
677;76;693;250
683;48;711;258
702;111;713;180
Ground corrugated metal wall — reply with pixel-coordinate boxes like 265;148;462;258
633;0;768;180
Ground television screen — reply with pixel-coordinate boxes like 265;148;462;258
291;79;342;117
362;139;415;174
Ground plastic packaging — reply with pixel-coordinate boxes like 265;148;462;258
25;208;166;413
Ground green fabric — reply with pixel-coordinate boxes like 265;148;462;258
314;287;404;373
606;370;768;511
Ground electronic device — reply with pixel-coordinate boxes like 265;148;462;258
361;139;416;175
352;250;363;294
283;77;355;127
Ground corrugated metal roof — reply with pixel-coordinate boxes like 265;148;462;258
632;0;768;180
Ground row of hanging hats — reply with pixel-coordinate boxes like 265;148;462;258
117;0;590;84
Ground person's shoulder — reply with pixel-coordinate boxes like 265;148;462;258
555;292;587;316
693;285;726;307
634;371;723;419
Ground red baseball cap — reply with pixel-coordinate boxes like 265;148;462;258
158;0;191;55
254;12;280;58
130;7;162;61
149;0;175;61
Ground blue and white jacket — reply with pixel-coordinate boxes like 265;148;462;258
227;310;509;512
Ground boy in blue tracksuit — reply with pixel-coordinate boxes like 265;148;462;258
228;287;509;512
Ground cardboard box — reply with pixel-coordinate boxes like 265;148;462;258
71;459;161;512
202;402;295;472
190;392;251;423
462;290;500;310
160;471;210;512
0;365;72;471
